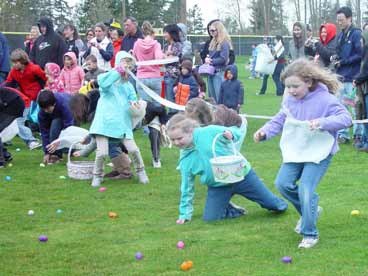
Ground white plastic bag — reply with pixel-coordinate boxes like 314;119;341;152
255;44;277;75
0;120;18;143
50;126;89;150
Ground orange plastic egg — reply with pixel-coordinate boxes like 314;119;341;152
180;261;193;271
108;212;118;218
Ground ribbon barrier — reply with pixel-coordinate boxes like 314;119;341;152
136;57;179;66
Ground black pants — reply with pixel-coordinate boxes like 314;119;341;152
149;127;160;162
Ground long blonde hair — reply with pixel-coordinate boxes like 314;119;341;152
167;113;199;134
280;58;342;94
208;21;233;51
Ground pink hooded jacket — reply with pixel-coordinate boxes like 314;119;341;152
44;63;65;92
60;52;85;94
133;37;164;79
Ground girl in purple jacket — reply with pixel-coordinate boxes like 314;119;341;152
254;59;352;249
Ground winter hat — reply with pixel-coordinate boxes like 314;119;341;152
114;51;136;70
180;59;193;71
45;63;61;78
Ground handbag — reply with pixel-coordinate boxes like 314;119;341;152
198;63;215;76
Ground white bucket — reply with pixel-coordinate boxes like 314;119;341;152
67;142;94;180
210;133;247;184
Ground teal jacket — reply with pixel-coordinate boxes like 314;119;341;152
89;70;137;139
177;123;251;220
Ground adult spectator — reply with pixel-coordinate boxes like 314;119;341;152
204;20;232;103
0;32;10;83
120;16;143;52
177;23;192;60
24;26;40;55
289;22;306;61
30;17;67;69
200;19;235;65
110;28;124;68
334;6;362;144
83;23;113;71
304;23;337;68
63;24;85;61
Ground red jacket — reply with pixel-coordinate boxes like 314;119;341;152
110;38;123;68
5;62;46;102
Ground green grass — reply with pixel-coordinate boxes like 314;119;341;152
1;56;367;275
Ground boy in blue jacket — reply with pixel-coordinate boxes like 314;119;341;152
37;90;74;164
218;64;244;112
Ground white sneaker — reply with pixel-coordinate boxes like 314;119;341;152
91;177;103;187
295;206;323;234
152;159;161;168
298;237;319;249
229;201;247;214
29;141;42;150
137;170;149;184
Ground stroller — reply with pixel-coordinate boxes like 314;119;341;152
0;87;25;166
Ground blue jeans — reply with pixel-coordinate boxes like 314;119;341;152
273;63;285;96
203;169;288;221
275;155;332;238
361;94;368;145
208;70;224;103
164;76;176;114
49;118;63;157
17;108;37;146
337;82;354;140
136;77;162;108
108;138;122;158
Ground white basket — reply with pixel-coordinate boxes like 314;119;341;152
67;142;94;180
210;133;247;184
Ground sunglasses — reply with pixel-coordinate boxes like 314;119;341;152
209;29;217;33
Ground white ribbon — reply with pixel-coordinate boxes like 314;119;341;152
136;57;179;66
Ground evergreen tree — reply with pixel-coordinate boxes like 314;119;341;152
187;4;204;34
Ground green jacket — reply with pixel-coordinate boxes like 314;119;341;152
177;124;251;220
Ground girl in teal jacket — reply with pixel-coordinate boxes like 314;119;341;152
89;51;148;187
167;113;287;223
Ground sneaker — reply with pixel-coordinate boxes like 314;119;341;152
229;201;247;214
91;176;103;187
28;141;42;150
256;92;265;96
153;159;161;168
111;173;133;180
104;170;120;178
137;170;149;184
47;155;61;165
295;206;323;234
298;237;319;249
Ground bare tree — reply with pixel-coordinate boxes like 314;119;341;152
220;0;245;34
291;0;302;21
179;0;187;24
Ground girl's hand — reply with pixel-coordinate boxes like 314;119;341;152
73;151;81;157
205;57;212;64
46;140;60;153
309;119;320;130
176;218;189;225
223;130;233;140
253;129;266;143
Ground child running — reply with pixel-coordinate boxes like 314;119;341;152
89;51;148;187
253;58;352;249
167;113;287;223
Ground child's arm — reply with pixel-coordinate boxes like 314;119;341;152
77;136;97;157
188;77;199;100
316;102;353;132
78;67;85;84
34;65;47;83
211;43;230;66
177;170;196;224
238;82;244;106
255;109;286;141
218;84;224;104
97;70;121;91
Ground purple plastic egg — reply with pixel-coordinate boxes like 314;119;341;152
135;252;143;260
281;256;292;263
39;235;48;242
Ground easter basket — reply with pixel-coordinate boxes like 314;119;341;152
67;142;94;180
209;133;247;184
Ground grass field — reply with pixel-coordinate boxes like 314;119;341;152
1;57;367;275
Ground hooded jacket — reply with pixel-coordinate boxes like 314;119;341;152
354;29;368;85
60;52;85;94
133;36;164;78
177;23;192;60
110;38;123;68
218;65;244;110
0;32;10;75
30;17;67;69
336;24;362;82
44;62;65;92
175;60;199;105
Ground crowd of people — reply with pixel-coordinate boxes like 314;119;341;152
0;5;365;249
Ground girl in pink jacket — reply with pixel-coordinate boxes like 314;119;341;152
60;52;85;94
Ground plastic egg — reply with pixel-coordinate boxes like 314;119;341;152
351;210;360;216
177;240;185;249
38;235;48;242
28;210;35;216
281;256;292;263
135;252;143;260
99;187;107;192
108;212;118;218
180;260;193;271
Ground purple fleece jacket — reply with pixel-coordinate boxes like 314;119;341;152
261;83;352;155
